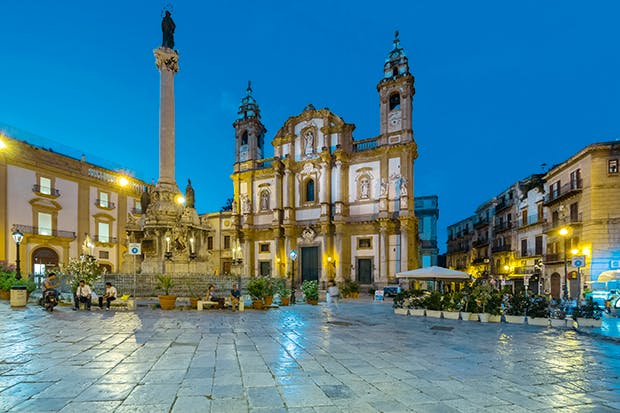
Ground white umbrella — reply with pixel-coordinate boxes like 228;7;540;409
597;270;620;283
396;266;470;281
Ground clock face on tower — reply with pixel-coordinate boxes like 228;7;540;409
388;109;402;132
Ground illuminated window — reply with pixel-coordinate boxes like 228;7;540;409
38;213;52;236
39;177;52;195
98;222;110;243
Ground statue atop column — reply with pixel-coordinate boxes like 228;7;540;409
140;186;151;214
185;179;195;209
162;10;176;49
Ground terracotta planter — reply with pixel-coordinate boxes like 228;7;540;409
505;315;526;324
252;300;264;310
527;317;550;327
281;296;290;306
426;310;442;318
264;295;273;306
460;311;472;320
488;314;501;323
189;297;199;309
443;311;460;320
576;318;602;328
0;290;9;300
478;313;490;323
550;318;567;328
158;295;177;310
307;299;318;305
394;308;409;316
410;308;425;316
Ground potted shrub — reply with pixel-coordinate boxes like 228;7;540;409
156;275;176;310
472;284;492;322
264;277;275;307
487;291;503;323
185;277;202;309
347;281;360;298
247;277;267;309
0;272;16;300
393;291;409;315
573;298;603;328
302;280;319;305
341;282;351;298
549;301;567;328
441;292;462;320
459;287;473;321
505;292;527;324
424;291;443;318
527;295;550;326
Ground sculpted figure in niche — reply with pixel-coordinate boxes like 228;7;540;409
380;178;388;197
240;194;251;214
304;130;314;154
260;190;270;210
400;177;408;196
162;10;176;49
360;177;370;199
140;186;151;214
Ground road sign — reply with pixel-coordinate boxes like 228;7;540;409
572;255;586;268
129;243;141;255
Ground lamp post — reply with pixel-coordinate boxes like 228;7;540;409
12;228;24;280
559;227;569;301
289;249;298;304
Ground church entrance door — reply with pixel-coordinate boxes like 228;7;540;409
301;247;319;283
357;258;373;285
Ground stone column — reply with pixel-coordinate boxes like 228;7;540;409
154;47;179;192
379;220;389;284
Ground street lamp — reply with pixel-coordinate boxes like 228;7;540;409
559;227;569;301
12;228;23;280
289;249;298;304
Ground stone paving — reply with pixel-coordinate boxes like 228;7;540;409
1;300;620;413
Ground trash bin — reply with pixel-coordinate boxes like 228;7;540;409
10;285;28;307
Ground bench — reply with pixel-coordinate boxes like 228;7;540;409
109;294;132;310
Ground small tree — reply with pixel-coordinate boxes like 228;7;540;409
59;256;102;292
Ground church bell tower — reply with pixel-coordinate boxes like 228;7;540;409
377;31;415;145
233;82;266;166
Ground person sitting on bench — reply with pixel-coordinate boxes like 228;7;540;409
230;284;241;311
73;280;92;311
204;284;223;309
99;282;117;310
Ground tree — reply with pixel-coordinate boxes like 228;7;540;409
220;197;234;212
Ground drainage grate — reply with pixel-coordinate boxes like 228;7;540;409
327;321;354;326
430;326;454;331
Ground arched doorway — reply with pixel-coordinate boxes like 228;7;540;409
550;273;561;299
32;247;59;275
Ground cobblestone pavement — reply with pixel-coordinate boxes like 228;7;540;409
1;300;620;413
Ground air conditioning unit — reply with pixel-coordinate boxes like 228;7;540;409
610;260;620;269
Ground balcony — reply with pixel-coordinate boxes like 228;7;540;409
419;239;438;249
471;257;489;265
516;249;543;258
491;244;512;253
352;137;379;152
544;253;564;263
542;213;583;233
517;214;543;228
94;235;117;244
493;221;513;233
472;238;490;248
512;266;538;275
495;198;514;213
32;184;60;197
447;244;470;254
474;217;490;229
544;179;583;205
95;199;116;209
14;224;76;239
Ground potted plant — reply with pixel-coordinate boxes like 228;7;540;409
264;277;275;307
505;292;527;324
247;277;267;309
472;284;492;322
459;287;473;321
440;292;460;320
341;282;351;298
0;272;16;300
393;290;411;315
347;281;360;298
527;295;550;326
424;291;443;318
573;298;603;328
549;301;567;328
185;277;201;309
156;274;176;310
487;290;503;322
302;280;319;305
271;278;290;306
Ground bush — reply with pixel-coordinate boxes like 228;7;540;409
528;295;549;318
302;280;319;301
247;277;268;300
156;275;174;295
573;298;602;320
424;291;444;311
393;290;426;309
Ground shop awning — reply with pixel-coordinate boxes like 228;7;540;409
597;270;620;282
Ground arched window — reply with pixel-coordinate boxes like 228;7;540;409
392;67;398;77
305;179;315;202
389;93;401;111
241;130;248;145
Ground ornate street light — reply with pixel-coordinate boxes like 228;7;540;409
289;249;298;304
559;227;569;301
12;228;24;280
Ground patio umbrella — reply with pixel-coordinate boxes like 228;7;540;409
597;270;620;282
396;266;470;280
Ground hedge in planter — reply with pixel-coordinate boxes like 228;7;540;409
302;280;319;304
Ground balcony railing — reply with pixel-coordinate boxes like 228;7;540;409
542;213;583;233
512;266;538;275
472;238;490;247
447;244;470;253
14;224;76;239
491;244;512;253
474;217;490;229
544;253;564;263
93;235;117;244
419;239;438;249
516;249;543;258
352;137;379;152
32;184;61;197
493;221;513;233
471;257;489;265
495;198;514;212
517;214;543;228
95;199;116;209
544;179;583;205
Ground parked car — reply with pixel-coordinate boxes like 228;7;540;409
383;285;401;297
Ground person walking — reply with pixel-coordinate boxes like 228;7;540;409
327;281;340;309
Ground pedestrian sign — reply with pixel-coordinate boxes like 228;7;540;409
572;255;586;268
129;243;141;255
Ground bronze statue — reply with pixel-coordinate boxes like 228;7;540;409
162;10;176;49
140;186;151;214
185;179;195;208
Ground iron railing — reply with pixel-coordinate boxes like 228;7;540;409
32;184;60;197
14;224;76;239
95;199;116;209
544;179;582;205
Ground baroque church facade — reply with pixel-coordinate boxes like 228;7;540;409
229;34;419;288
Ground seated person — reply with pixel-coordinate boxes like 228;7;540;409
42;272;59;296
73;279;92;311
99;282;117;310
230;284;241;311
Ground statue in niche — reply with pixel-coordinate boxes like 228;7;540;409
360;178;370;199
304;130;314;154
400;177;408;196
162;10;176;49
240;194;251;214
185;179;195;208
140;186;151;214
173;226;186;252
380;178;388;197
260;190;270;210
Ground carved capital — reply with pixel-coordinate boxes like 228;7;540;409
154;47;179;73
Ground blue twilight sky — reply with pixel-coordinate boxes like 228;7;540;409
2;1;620;253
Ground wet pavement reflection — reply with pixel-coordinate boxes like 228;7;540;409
1;300;620;412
